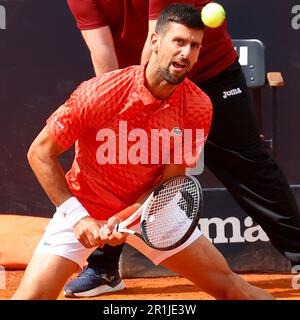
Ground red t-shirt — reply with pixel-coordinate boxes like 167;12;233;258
67;0;237;83
46;66;212;219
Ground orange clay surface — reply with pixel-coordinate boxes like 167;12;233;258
1;271;299;300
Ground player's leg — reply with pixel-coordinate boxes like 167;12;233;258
12;254;79;300
200;60;300;266
87;244;124;272
159;236;274;300
64;245;125;297
12;210;96;300
127;232;273;300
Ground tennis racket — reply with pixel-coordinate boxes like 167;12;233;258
116;174;203;251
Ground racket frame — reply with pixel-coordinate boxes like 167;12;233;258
116;195;153;235
116;175;203;250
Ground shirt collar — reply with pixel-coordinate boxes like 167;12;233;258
133;65;185;107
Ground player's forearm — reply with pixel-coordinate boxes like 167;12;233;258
27;147;73;207
28;149;94;228
27;127;91;227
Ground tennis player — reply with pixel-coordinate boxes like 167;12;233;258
12;4;273;300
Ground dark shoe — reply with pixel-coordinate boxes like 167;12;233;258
64;267;124;297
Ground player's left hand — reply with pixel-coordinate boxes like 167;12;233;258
99;216;128;246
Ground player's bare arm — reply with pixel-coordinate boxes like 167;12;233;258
27;126;72;206
27;126;103;248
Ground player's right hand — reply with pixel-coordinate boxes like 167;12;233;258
99;216;128;246
73;216;104;248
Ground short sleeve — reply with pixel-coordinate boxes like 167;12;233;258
46;68;135;151
46;79;99;150
67;0;108;30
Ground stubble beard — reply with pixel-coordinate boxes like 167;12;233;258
158;64;187;85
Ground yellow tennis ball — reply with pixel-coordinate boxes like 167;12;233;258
201;2;226;28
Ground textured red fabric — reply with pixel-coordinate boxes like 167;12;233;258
46;66;212;220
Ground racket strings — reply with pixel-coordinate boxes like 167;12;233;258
150;180;196;209
143;178;199;248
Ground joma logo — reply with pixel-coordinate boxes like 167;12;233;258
199;216;269;244
223;88;242;99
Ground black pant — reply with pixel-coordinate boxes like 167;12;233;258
88;60;300;270
87;243;124;272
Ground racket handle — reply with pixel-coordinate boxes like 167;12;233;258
115;223;136;235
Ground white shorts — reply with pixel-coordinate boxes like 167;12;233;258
35;209;202;269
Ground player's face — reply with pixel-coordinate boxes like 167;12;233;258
153;23;203;84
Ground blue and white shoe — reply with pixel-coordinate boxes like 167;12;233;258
64;267;125;297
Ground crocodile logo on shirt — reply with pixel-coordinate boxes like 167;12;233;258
173;127;182;135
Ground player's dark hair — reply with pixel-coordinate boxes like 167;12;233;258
155;3;204;34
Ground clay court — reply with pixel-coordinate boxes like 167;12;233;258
1;271;299;300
